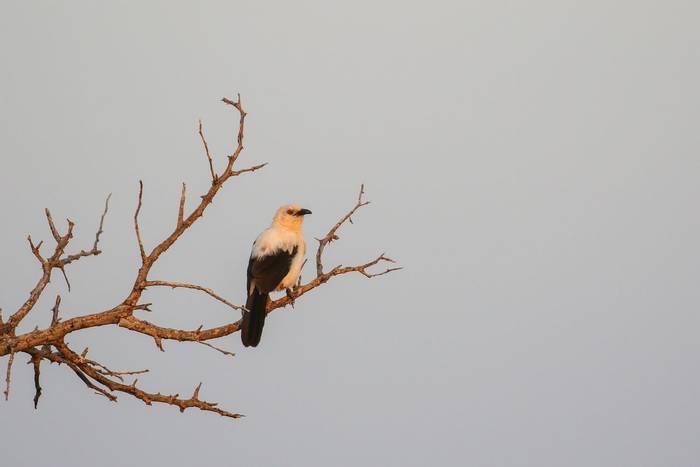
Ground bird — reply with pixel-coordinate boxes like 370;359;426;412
241;204;312;347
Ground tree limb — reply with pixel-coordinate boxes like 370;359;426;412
315;184;370;276
31;353;42;408
134;180;146;264
1;96;399;420
198;120;217;184
4;350;14;401
177;183;186;228
145;280;245;311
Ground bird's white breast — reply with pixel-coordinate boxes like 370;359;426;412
251;226;306;290
251;227;300;258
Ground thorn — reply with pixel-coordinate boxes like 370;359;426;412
192;382;202;400
153;336;164;352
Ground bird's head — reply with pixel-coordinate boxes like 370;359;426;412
272;204;312;231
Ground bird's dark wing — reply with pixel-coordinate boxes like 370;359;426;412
247;246;298;293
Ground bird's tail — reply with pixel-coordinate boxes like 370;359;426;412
241;289;269;347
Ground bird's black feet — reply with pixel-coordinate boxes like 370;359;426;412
286;288;296;308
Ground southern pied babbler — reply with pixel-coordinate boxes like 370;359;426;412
241;204;311;347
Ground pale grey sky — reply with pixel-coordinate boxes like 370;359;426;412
1;1;699;466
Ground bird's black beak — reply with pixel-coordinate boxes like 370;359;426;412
295;208;312;216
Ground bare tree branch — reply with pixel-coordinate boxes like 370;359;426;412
231;163;268;176
145;280;245;311
118;316;240;342
60;193;112;267
134;180;146;263
63;361;118;402
53;342;240;418
271;253;402;310
31;353;42;408
27;236;46;267
315;184;370;276
221;93;247;163
93;366;150;380
198;120;217;184
93;194;111;250
177;183;186;228
44;209;63;243
6;211;76;331
197;341;236;358
59;265;71;292
51;295;62;326
1;96;399;420
4;351;14;400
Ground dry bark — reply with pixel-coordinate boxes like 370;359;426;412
0;96;400;418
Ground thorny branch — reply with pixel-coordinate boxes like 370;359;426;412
144;281;245;311
198;120;217;184
31;353;42;408
134;180;146;263
51;295;61;326
0;96;399;419
315;184;370;276
4;351;14;401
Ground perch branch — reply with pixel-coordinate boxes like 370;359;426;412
1;96;398;421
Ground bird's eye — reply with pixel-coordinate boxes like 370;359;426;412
287;209;294;215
